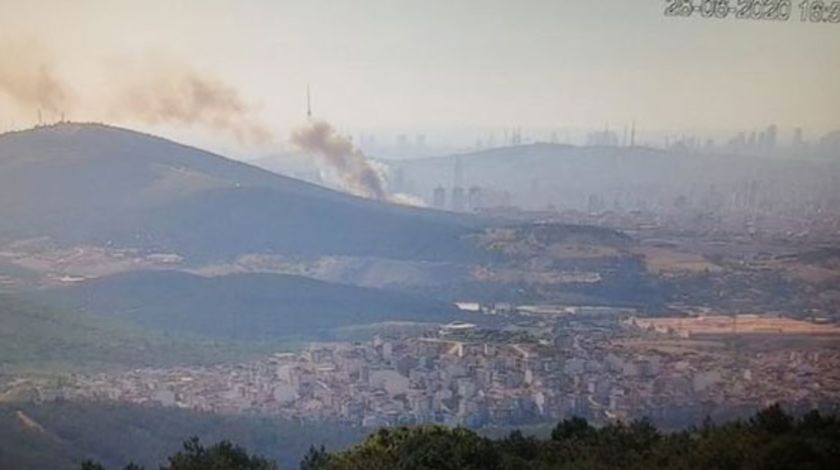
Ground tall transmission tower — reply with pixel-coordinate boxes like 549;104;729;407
306;85;312;120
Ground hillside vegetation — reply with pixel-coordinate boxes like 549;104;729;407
34;270;462;341
68;405;840;470
0;294;273;374
0;123;475;262
0;401;369;470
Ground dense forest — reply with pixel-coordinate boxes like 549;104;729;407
76;405;839;470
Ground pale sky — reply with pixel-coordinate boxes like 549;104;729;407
1;0;838;153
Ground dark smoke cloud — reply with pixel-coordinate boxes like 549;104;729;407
291;120;387;200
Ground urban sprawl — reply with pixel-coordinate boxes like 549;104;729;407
29;308;840;428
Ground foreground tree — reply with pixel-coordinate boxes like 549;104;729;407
77;406;840;470
162;437;277;470
79;437;276;470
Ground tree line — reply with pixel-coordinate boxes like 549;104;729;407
81;404;840;470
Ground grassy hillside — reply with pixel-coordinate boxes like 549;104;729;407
0;123;477;262
0;294;275;374
34;270;463;341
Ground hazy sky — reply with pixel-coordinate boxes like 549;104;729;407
1;0;838;153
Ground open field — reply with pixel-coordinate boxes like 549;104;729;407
631;314;840;336
632;245;722;276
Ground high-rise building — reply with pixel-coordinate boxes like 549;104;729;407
451;187;465;212
586;126;619;146
453;157;463;188
792;127;807;156
397;134;408;150
306;85;312;119
765;124;778;153
432;185;446;209
793;127;804;147
467;186;482;212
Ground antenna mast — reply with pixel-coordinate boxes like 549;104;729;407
306;85;312;120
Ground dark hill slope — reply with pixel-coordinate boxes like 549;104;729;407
0;401;369;470
0;294;261;373
0;123;476;261
35;270;462;340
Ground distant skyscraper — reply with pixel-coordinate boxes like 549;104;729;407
586;126;619;146
792;127;807;155
467;186;482;212
451;187;465;212
728;132;746;154
453;157;463;188
397;134;408;150
587;193;604;213
391;167;406;193
765;124;777;153
306;85;312;119
793;127;804;147
432;185;446;209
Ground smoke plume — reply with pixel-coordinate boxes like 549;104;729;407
0;43;415;204
0;42;72;116
291;120;387;200
0;42;270;146
107;61;272;146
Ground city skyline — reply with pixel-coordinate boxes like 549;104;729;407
1;0;839;156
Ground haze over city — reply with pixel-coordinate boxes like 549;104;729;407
1;1;840;469
1;0;839;156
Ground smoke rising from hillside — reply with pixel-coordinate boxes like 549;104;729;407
0;43;407;202
107;61;272;146
291;120;387;200
0;43;73;116
0;43;270;145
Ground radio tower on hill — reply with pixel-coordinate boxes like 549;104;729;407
306;85;312;120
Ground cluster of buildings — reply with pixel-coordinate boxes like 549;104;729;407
41;313;840;428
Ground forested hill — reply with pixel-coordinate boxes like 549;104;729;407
0;123;476;262
73;405;840;470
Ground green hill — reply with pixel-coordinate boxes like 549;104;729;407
34;270;463;341
0;293;272;374
0;123;476;262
